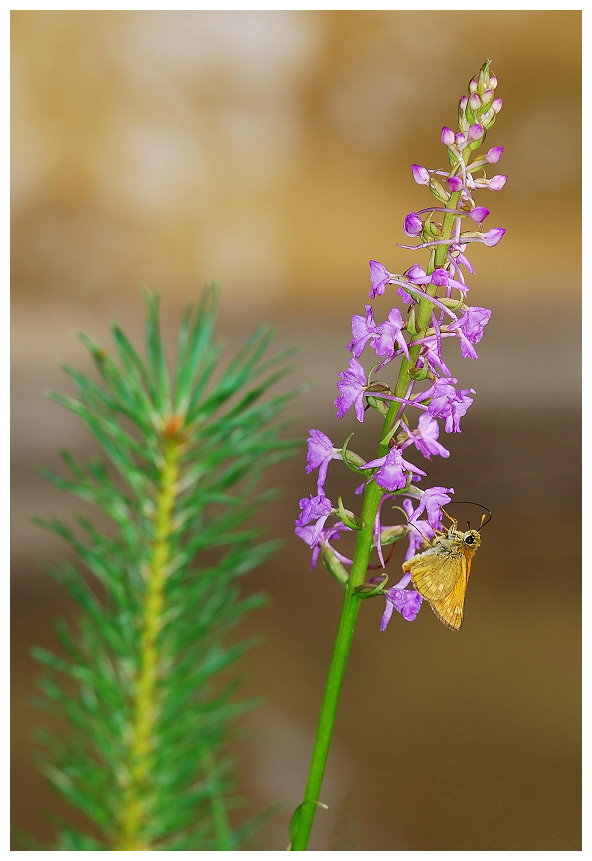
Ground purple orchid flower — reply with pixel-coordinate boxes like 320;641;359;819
413;486;454;529
418;376;475;433
295;494;333;546
404;212;423;236
372;308;409;359
469;206;490;224
400;497;435;561
380;586;423;630
335;358;368;422
420;335;453;377
348;305;377;358
295;520;352;570
448;306;492;359
401;413;450;460
411;164;430;185
335;357;417;422
482;227;506;246
369;261;392;298
363;448;426;492
306;429;342;493
486;146;504;163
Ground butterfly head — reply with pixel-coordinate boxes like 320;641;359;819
461;529;481;551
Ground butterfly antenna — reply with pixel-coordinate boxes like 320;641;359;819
440;506;457;526
446;501;492;530
406;518;432;544
478;510;492;530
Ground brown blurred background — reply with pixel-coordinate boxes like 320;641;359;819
11;10;581;851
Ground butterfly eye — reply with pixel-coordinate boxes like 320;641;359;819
464;535;475;545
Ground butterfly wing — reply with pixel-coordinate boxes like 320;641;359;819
430;554;472;630
402;540;461;602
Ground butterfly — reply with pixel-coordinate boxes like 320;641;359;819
402;507;489;630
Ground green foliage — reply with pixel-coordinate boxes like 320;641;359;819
33;285;299;849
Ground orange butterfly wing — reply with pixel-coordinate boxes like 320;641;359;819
403;533;478;630
430;554;473;631
402;539;461;602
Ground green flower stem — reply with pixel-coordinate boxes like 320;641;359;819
290;194;460;851
117;430;182;850
289;480;381;851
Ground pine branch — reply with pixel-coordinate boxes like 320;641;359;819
33;284;299;850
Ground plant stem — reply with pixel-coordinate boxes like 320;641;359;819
289;480;381;851
117;433;181;850
392;192;461;398
289;194;460;851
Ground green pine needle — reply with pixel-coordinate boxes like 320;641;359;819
32;284;299;850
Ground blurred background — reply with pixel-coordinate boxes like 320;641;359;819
11;10;581;851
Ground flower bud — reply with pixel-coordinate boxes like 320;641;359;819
489;73;498;89
481;108;496;128
489;174;507;191
469;76;479;94
482;227;506;247
468;123;484;141
469;206;490;224
441;126;455;146
379;525;408;546
486;146;504;164
447;175;463;192
469;93;482;111
458;96;469;131
411;164;430;185
404;212;423;236
439;296;466;309
455;132;467;148
321;546;350;585
343;450;367;470
492;97;503;113
478;61;491;94
481;88;494;106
